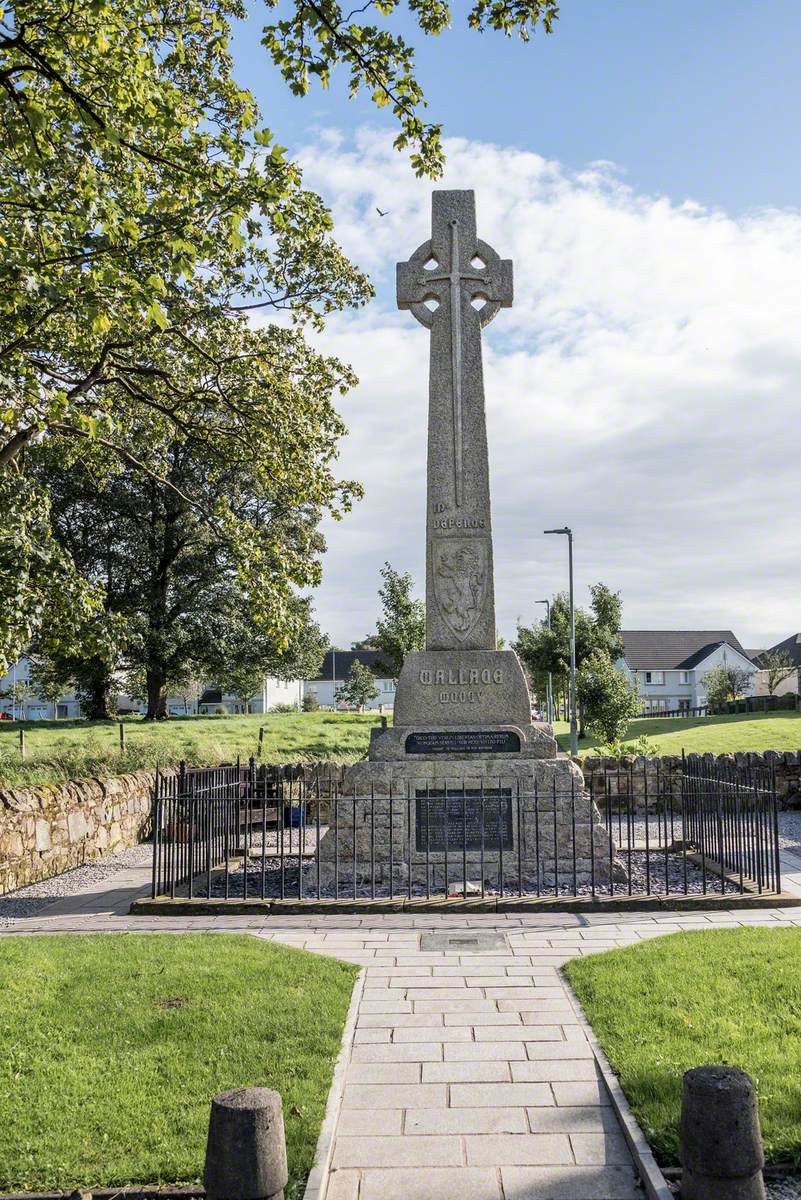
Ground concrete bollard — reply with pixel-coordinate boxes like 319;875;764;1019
680;1066;765;1200
204;1087;288;1200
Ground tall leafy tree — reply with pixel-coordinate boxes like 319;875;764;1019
578;650;640;744
1;0;561;671
31;388;335;715
515;583;625;733
336;660;379;711
213;597;328;712
372;561;425;680
762;650;796;696
702;665;753;708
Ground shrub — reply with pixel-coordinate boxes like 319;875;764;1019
270;702;298;714
302;693;321;712
597;734;660;759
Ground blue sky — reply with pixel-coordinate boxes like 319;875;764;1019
233;1;801;216
231;4;801;649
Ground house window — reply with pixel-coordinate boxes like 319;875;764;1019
679;671;690;685
645;671;665;685
678;698;691;713
381;680;395;693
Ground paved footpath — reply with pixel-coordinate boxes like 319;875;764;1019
3;865;801;1199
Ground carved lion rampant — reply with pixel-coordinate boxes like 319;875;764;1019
433;539;487;638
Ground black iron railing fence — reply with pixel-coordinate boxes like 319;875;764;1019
150;756;782;902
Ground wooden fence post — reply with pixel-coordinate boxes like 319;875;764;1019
19;727;25;759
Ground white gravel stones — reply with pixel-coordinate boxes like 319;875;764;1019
0;842;151;925
766;1177;801;1200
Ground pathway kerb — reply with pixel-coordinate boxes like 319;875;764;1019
561;973;674;1200
303;969;365;1200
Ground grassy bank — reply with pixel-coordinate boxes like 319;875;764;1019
2;708;800;790
565;928;801;1165
0;711;381;788
554;709;801;756
0;934;358;1194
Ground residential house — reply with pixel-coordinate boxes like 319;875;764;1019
751;633;801;697
617;631;757;714
0;654;304;719
197;678;303;715
0;653;82;720
304;649;396;711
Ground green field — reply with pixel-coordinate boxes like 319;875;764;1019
0;934;358;1194
1;708;800;789
0;711;381;788
565;929;801;1166
554;710;801;756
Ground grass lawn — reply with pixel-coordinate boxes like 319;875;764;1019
0;711;382;788
564;928;801;1166
0;934;358;1194
3;708;801;790
554;710;801;757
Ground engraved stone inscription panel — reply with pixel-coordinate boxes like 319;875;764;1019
406;730;521;755
415;787;513;853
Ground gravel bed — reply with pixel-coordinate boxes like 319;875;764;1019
767;1177;801;1200
778;811;801;854
0;843;152;925
197;847;739;900
629;811;801;854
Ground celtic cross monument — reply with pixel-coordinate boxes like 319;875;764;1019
380;189;554;749
318;190;614;891
397;189;509;651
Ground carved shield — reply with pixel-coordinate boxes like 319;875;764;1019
433;539;487;639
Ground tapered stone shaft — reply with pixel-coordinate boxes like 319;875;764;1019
397;190;512;651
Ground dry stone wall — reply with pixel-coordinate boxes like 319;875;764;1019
582;751;801;811
0;769;169;895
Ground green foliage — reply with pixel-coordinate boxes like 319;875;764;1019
262;1;558;176
30;417;333;718
213;598;328;714
372;561;425;679
763;649;796;695
515;582;624;690
578;650;640;744
0;0;368;673
302;691;321;711
515;583;625;731
0;934;357;1191
596;733;660;759
702;664;753;707
565;929;801;1166
335;659;380;710
270;701;299;713
1;0;562;671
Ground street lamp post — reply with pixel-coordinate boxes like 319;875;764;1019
544;527;578;756
535;598;553;726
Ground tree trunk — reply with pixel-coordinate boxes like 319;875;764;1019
76;657;115;720
146;667;168;720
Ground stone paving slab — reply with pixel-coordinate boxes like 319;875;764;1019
4;854;801;1198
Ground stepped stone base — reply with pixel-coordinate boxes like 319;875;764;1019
317;755;616;891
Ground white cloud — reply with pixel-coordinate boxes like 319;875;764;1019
292;128;801;649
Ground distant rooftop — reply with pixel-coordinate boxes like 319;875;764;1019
765;632;801;666
312;649;387;681
621;630;752;671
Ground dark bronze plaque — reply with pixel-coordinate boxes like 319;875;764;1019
405;730;521;755
415;788;513;853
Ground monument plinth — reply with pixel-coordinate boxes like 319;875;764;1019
318;190;614;892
